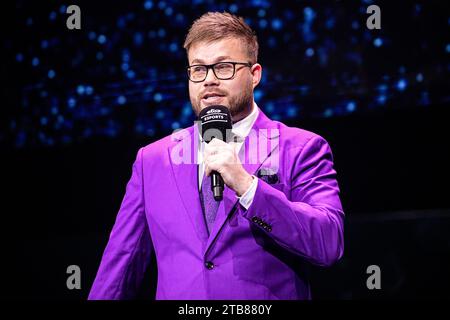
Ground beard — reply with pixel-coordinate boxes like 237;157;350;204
190;81;253;123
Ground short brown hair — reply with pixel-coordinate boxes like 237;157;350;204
183;12;259;64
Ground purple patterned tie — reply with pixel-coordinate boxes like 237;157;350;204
200;173;220;235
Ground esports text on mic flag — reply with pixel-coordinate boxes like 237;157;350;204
198;105;232;201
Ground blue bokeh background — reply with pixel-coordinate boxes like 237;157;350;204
4;0;449;148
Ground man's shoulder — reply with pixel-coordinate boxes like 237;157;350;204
255;108;327;150
275;120;328;150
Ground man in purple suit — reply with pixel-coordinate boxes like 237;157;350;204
89;12;344;300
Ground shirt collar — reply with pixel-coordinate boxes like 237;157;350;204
197;101;259;143
230;101;259;142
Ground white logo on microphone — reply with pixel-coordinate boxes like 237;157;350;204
206;108;221;114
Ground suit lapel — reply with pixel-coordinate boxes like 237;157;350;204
168;125;209;242
204;108;280;255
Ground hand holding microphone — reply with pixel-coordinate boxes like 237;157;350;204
199;106;254;200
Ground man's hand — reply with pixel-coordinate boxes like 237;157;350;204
204;138;253;196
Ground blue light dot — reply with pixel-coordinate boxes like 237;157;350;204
122;51;130;62
169;42;177;52
305;48;315;57
88;32;96;40
164;7;173;16
85;86;94;95
304;7;316;21
49;11;57;21
51;106;58;115
346;102;356;112
40;117;48;126
266;102;274;113
117;95;127;105
352;21;359;29
121;63;129;71
41;40;49;49
135;124;144;133
446;44;450;53
175;13;184;23
16;53;24;62
59;5;67;14
158;1;166;9
68;98;76;108
154;93;163;102
144;0;153;10
377;95;387;105
77;85;85;95
32;57;40;67
254;89;263;101
96;52;104;60
156;110;164;119
325;18;335;29
258;9;266;17
97;35;107;44
171;122;180;130
126;70;136;79
158;28;166;38
182;104;192;117
416;73;424;82
271;18;283;30
397;79;407;91
117;17;126;29
259;19;268;29
324;108;333;117
378;84;388;92
134;32;144;46
287;106;297;117
268;37;276;48
420;91;430;105
374;38;383;47
48;69;56;79
229;4;238;13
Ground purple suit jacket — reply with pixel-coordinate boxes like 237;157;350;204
88;108;344;300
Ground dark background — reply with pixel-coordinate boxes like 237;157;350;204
1;0;449;299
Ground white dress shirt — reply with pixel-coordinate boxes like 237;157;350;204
198;102;259;209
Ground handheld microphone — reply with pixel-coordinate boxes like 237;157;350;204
198;105;232;201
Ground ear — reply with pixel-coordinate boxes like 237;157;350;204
250;63;262;89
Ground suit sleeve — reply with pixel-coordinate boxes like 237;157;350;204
239;135;344;267
88;147;153;299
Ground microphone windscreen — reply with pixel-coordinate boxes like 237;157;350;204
198;105;232;143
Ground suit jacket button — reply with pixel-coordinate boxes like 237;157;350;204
267;226;272;232
205;261;214;270
252;217;259;223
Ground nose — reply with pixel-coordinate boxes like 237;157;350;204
203;68;220;86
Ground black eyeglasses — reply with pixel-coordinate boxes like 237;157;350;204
187;61;252;82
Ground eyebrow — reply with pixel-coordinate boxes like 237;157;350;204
190;56;232;65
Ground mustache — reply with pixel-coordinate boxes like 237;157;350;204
198;89;228;100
